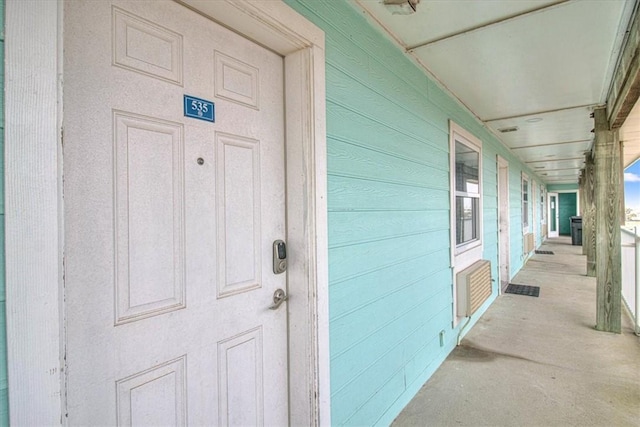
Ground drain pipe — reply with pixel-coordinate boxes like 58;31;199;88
635;234;640;336
457;316;472;346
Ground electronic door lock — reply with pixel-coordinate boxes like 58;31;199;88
273;240;287;274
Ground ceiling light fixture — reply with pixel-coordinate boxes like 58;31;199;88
383;0;420;15
526;118;543;123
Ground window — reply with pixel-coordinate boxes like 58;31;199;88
540;185;546;224
522;174;529;232
450;122;482;255
455;142;480;245
450;121;483;325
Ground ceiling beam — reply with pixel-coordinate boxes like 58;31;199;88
532;167;583;172
483;103;598;122
540;171;580;175
607;0;640;128
510;139;591;150
526;157;584;163
543;176;580;181
406;0;571;51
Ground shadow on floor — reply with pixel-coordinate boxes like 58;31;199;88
393;237;640;427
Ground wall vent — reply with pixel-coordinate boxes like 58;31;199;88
383;0;420;14
456;260;492;317
523;232;535;253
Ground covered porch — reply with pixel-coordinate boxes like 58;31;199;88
5;1;640;424
393;236;640;426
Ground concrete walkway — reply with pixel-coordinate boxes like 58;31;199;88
393;237;640;427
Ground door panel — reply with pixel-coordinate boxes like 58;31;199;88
114;112;186;324
64;1;287;424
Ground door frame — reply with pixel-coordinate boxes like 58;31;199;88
531;183;537;243
555;190;580;237
5;0;329;425
548;192;560;237
497;156;510;293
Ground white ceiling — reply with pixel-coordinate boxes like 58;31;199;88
355;0;636;184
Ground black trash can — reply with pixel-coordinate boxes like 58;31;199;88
570;216;582;246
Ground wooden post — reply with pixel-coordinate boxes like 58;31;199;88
584;153;596;277
593;107;622;333
579;173;585;254
620;139;626;225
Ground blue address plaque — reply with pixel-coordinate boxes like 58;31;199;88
184;95;215;122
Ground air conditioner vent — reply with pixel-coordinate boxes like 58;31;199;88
456;260;492;317
498;126;519;133
524;233;535;253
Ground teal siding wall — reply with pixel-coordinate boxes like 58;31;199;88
0;0;7;424
537;183;546;246
283;0;544;424
317;3;457;421
507;169;545;279
285;1;545;424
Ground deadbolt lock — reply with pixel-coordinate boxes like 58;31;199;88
273;240;287;274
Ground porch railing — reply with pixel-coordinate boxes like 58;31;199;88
620;227;640;335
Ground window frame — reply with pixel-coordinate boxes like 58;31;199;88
450;121;483;264
540;185;546;225
522;172;530;234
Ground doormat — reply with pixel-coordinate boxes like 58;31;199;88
505;284;540;297
535;250;554;255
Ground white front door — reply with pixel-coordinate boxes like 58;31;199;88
531;184;537;243
497;156;510;292
63;1;288;424
549;193;559;238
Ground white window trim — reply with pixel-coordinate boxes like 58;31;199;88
449;122;484;327
532;183;537;236
522;172;530;234
450;121;483;269
540;185;547;225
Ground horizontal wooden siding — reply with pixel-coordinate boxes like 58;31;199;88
284;0;545;425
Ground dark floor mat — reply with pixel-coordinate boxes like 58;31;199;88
535;250;554;255
505;284;540;297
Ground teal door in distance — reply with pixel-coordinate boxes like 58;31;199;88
558;193;577;236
